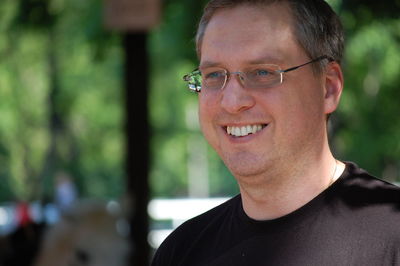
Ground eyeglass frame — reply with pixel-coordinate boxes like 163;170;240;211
183;55;333;93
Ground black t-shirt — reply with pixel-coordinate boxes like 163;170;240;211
152;162;400;265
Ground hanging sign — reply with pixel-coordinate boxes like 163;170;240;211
104;0;160;31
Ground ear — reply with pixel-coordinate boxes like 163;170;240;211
323;61;343;115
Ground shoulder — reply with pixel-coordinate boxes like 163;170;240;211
151;195;240;266
334;162;400;229
338;162;400;204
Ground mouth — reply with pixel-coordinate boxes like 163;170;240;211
224;124;268;137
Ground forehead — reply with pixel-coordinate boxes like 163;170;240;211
200;3;303;67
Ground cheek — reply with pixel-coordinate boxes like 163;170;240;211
198;94;223;152
198;92;219;119
198;108;208;134
198;95;208;123
198;95;215;134
285;82;325;114
283;93;326;142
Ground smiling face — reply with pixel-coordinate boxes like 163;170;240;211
198;3;335;181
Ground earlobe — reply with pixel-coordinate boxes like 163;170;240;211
324;62;344;115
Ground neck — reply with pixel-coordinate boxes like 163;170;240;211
237;143;345;221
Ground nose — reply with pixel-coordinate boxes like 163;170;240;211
220;73;255;114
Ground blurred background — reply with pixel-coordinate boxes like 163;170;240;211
0;0;399;265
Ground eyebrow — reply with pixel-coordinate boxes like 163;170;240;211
199;54;285;69
199;61;221;69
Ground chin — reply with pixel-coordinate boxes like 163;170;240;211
223;152;270;178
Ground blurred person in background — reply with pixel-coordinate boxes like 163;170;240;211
54;171;78;213
0;202;45;266
152;0;400;265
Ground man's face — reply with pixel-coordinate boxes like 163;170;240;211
198;3;331;181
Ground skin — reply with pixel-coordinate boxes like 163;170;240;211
198;2;345;220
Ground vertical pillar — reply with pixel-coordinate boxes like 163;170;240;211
124;33;150;266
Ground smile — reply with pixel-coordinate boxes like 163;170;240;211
226;124;267;137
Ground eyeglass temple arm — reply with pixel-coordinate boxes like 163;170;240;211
280;55;333;73
183;68;200;81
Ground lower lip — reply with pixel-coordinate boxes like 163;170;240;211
224;125;268;142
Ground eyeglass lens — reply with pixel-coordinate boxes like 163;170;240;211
199;65;282;91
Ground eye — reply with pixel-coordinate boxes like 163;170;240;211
247;67;276;81
255;69;271;76
205;71;223;79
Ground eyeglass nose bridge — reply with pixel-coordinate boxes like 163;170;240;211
223;71;246;90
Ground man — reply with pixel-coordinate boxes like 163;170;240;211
152;0;400;265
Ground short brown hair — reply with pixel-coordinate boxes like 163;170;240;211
195;0;344;73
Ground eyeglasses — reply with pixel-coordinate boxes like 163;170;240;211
182;55;332;93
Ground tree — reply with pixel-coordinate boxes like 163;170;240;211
0;0;124;201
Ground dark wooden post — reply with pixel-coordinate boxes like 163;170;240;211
124;33;150;266
104;1;160;265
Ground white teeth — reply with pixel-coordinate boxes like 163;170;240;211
241;127;246;136
235;127;241;136
226;124;266;137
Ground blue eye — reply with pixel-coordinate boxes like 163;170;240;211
256;69;270;76
207;72;223;79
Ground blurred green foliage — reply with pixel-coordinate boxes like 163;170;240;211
0;0;398;202
333;1;400;182
0;0;124;201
